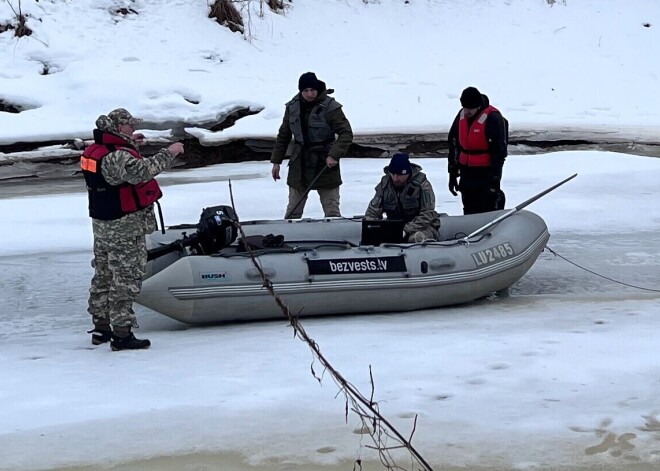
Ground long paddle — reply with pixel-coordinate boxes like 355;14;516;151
284;164;329;219
460;173;577;243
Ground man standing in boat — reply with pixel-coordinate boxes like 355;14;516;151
365;153;441;242
270;72;353;219
81;108;184;351
447;86;508;214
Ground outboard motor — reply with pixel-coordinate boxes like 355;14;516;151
196;205;238;254
147;205;239;261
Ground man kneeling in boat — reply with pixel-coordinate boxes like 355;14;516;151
365;153;441;243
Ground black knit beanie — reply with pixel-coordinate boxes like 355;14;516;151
298;72;321;91
460;87;484;108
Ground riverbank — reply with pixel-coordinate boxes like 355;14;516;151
2;128;659;185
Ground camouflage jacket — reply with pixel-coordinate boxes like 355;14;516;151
365;163;440;236
92;132;175;238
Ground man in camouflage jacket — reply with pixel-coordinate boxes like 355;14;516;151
81;108;184;350
365;153;441;243
270;72;353;219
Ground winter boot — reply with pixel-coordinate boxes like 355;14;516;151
110;326;151;351
88;319;112;345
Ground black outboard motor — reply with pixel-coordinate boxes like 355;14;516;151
196;205;238;254
147;205;239;261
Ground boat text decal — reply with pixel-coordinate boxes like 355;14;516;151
200;271;231;282
307;256;407;275
471;242;515;267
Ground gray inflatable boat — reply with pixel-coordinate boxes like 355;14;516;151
137;206;549;325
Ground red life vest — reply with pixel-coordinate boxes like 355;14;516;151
81;130;162;220
458;105;498;167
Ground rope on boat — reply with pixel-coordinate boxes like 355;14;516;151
546;246;660;293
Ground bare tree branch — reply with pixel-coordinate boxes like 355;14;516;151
226;180;435;471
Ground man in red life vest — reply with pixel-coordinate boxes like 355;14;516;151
81;108;184;350
447;87;508;214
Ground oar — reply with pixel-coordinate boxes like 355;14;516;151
284;165;329;219
460;173;577;243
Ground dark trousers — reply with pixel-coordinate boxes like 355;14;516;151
459;170;505;215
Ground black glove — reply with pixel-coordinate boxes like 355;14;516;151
488;170;502;192
263;233;285;248
448;174;459;196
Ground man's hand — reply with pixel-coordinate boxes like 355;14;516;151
448;175;459;196
132;133;146;145
488;170;502;192
271;163;281;181
326;156;338;168
168;142;184;157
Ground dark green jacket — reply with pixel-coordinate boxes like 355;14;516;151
270;89;353;190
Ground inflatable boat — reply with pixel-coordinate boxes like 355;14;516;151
137;205;550;324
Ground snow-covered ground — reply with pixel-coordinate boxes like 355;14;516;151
1;0;660;146
1;1;660;470
2;152;660;471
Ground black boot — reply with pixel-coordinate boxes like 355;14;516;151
88;319;112;345
88;328;112;345
110;326;151;351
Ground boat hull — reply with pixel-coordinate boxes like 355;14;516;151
138;210;549;324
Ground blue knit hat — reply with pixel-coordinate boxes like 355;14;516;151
388;153;412;175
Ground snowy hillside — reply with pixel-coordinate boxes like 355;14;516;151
1;0;659;147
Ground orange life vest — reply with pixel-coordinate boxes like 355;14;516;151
81;130;162;220
458;105;498;167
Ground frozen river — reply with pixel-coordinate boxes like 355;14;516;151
3;230;659;344
2;155;660;471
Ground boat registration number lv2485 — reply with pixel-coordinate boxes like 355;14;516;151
307;256;407;275
471;242;515;267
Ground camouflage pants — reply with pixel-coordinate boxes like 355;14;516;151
87;233;147;328
285;186;340;219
